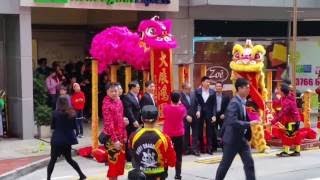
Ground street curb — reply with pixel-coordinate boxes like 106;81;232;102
0;157;50;180
0;150;78;180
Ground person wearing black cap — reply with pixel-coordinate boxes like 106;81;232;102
128;105;176;180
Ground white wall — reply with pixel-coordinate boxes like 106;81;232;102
164;7;194;89
33;30;86;67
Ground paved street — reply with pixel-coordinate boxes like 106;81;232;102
18;148;320;180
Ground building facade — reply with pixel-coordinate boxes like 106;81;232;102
2;0;320;138
1;0;178;139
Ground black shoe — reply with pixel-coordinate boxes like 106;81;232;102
290;151;301;157
193;151;200;157
207;150;213;155
79;175;86;180
174;175;182;180
276;151;290;157
184;149;192;155
212;148;217;152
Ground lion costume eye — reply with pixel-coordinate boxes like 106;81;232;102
234;52;240;59
254;54;260;60
145;27;156;37
163;36;171;42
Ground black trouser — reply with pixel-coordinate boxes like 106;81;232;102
75;110;84;136
171;136;183;177
184;118;200;153
198;117;218;152
215;142;256;180
215;112;224;130
47;144;85;180
48;94;57;110
215;112;224;148
126;124;139;162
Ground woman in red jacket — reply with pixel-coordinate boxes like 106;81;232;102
71;83;86;138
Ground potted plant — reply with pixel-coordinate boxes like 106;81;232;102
33;74;52;138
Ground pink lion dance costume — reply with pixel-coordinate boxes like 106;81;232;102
90;16;177;72
89;16;177;176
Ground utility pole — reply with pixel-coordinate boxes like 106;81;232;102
292;0;298;94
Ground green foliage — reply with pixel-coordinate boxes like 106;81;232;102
33;74;52;126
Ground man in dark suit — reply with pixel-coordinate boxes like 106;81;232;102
214;81;230;147
215;78;257;180
195;76;217;154
123;80;141;136
180;83;200;156
123;81;141;161
140;80;156;108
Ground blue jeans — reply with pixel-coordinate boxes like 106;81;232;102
75;110;84;136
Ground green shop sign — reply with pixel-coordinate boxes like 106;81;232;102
34;0;171;6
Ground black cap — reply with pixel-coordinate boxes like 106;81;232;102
141;105;158;122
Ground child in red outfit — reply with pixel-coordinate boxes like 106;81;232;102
71;83;86;138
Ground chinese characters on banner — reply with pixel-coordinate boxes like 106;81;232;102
151;49;172;122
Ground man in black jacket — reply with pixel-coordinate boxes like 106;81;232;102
140;80;156;108
123;81;141;161
180;83;200;156
123;81;141;136
215;78;257;180
195;76;217;154
214;81;230;147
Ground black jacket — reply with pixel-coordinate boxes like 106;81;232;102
140;92;155;108
195;88;217;119
51;110;78;146
123;92;141;125
216;93;230;117
180;91;197;117
220;96;252;145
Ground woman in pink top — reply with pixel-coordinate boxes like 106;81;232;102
46;71;61;109
163;91;186;180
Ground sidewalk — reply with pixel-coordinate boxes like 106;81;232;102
0;123;93;179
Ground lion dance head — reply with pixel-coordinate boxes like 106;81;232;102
230;39;266;72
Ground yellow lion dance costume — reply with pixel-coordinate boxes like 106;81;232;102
230;39;269;153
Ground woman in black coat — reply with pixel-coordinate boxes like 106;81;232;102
47;96;86;180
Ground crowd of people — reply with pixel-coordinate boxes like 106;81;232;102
37;57;304;180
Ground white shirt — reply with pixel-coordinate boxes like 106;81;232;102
149;93;155;105
132;92;139;104
216;93;222;112
202;88;210;103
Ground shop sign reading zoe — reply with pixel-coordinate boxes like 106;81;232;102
206;66;229;82
34;0;171;6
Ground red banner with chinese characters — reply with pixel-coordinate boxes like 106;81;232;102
151;49;173;122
